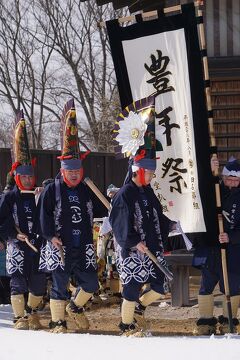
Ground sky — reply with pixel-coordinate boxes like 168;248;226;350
1;304;240;360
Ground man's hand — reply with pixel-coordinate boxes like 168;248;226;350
170;221;177;231
51;236;63;249
219;232;229;244
16;233;28;242
0;242;5;251
211;155;219;173
34;187;44;196
136;241;148;254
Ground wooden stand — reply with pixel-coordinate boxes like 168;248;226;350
165;253;196;307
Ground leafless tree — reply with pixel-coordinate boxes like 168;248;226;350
33;0;124;151
0;0;62;149
0;0;126;151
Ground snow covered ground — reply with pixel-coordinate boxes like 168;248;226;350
1;304;240;360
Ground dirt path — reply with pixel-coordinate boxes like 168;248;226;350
39;291;229;336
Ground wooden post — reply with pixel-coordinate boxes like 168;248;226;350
58;245;65;266
84;177;173;281
84;177;110;210
195;0;234;333
98;4;182;27
15;225;38;253
145;249;173;282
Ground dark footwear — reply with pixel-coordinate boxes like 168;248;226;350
49;320;67;333
66;300;89;330
193;317;217;335
218;315;239;334
119;321;146;337
25;305;42;330
13;317;29;330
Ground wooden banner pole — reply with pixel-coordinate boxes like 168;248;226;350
15;225;38;253
195;1;234;333
84;177;173;281
99;2;202;28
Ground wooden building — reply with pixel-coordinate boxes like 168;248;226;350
1;1;239;190
81;0;240;164
206;0;240;163
0;149;128;193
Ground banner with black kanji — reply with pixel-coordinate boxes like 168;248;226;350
107;3;218;240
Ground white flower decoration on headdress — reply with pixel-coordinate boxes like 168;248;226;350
115;111;147;156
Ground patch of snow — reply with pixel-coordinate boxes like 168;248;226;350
1;304;240;360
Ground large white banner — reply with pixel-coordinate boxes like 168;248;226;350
122;29;206;232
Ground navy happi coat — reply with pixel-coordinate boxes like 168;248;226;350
193;181;240;269
221;183;240;244
109;180;173;288
0;186;41;276
39;179;97;273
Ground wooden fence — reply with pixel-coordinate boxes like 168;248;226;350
0;148;128;194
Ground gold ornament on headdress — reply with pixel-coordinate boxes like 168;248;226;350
12;111;31;165
61;100;79;159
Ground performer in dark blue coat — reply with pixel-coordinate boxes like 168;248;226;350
110;155;176;335
0;111;45;330
40;99;100;333
194;157;240;335
0;175;15;305
110;97;176;335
